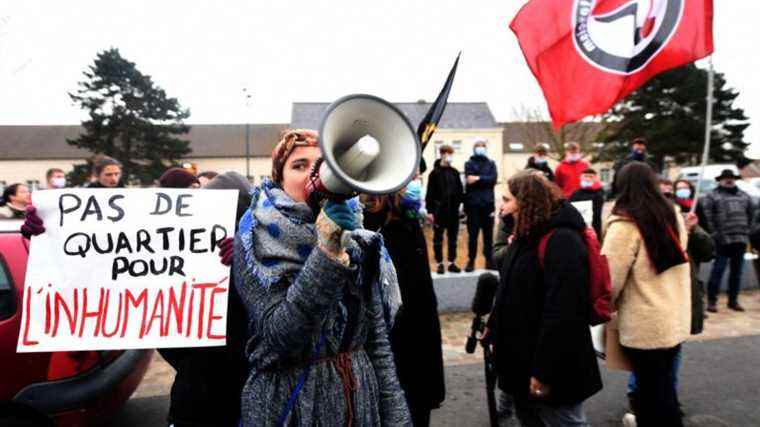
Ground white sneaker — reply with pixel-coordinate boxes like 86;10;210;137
622;412;637;427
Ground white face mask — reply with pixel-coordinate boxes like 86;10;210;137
474;146;487;157
442;154;453;164
50;177;66;188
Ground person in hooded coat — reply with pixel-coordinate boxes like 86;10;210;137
487;171;602;426
363;182;446;427
525;144;554;182
157;170;251;427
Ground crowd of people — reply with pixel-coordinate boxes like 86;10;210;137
2;130;757;427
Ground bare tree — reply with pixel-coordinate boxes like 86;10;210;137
509;105;606;159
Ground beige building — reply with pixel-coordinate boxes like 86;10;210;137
0;124;287;189
0;103;604;200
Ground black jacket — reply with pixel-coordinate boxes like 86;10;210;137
569;187;605;238
611;154;658;196
488;202;602;405
525;157;555;182
426;161;463;225
159;183;252;427
382;218;446;411
464;155;497;210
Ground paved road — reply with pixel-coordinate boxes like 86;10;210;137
431;335;760;427
114;335;760;426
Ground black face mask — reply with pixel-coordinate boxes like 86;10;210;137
363;205;390;231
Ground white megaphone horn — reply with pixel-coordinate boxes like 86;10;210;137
305;94;421;204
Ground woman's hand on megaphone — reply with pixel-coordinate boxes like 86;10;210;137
316;200;357;265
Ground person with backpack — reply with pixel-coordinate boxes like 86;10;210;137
602;162;691;427
487;171;602;426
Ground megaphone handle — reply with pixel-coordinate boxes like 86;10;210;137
340;230;352;249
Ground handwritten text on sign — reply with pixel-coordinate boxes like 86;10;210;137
17;189;238;352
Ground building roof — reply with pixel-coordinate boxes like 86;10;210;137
0;124;289;160
502;122;605;153
291;101;498;130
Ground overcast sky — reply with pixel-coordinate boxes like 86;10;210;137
1;1;758;156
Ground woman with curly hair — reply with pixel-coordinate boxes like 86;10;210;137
487;170;602;426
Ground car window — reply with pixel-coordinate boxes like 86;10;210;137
0;256;16;320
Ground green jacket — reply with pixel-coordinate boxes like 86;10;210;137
688;224;714;335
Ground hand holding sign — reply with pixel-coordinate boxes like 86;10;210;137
18;189;238;353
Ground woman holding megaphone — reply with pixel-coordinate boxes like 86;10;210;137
231;129;411;426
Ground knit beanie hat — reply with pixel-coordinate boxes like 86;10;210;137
159;167;200;188
205;171;253;223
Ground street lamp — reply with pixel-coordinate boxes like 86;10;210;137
243;88;252;181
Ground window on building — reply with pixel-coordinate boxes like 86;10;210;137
509;143;525;151
452;140;463;152
25;180;40;191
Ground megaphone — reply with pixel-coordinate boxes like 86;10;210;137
305;94;421;204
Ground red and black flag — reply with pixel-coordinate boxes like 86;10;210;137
511;0;713;128
418;53;460;173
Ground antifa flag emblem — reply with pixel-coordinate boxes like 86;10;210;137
510;0;712;128
573;0;684;75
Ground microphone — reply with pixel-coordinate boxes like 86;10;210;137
472;272;499;316
465;272;499;354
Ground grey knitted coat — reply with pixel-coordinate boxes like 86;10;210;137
233;182;411;426
701;186;755;246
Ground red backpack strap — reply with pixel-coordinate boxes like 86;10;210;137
537;229;557;268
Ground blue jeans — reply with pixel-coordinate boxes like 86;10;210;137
514;398;588;427
628;346;682;394
707;243;746;304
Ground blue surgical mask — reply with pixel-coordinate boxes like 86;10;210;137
675;188;691;199
580;180;593;189
400;180;423;218
474;146;487;157
534;156;547;165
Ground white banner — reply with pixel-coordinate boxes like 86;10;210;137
17;188;238;352
570;200;593;226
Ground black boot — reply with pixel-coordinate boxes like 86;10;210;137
465;260;475;272
436;263;445;275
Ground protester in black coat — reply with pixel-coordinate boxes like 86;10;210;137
363;188;446;427
611;138;658;197
488;172;601;424
569;168;605;238
159;171;251;427
426;146;465;273
525;144;554;182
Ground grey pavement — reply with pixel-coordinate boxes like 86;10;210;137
431;335;760;427
114;335;760;426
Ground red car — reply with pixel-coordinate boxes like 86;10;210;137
0;220;153;426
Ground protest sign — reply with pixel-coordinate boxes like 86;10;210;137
570;200;593;226
17;188;238;352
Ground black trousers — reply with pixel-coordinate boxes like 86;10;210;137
466;205;494;263
622;344;683;427
433;218;459;263
409;404;431;427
